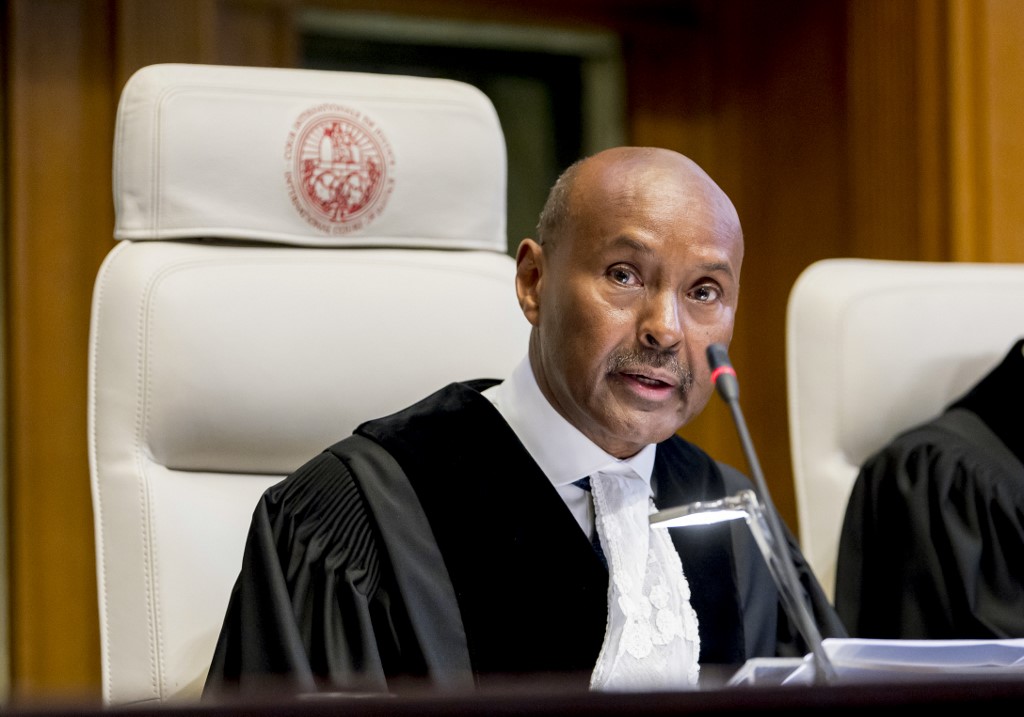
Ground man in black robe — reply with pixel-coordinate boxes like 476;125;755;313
836;338;1024;639
204;147;844;698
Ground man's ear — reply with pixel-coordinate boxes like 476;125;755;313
515;238;543;328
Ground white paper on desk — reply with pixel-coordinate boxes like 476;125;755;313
782;637;1024;685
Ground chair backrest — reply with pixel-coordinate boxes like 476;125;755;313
88;63;530;705
785;257;1024;600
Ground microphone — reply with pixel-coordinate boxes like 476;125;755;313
705;343;837;684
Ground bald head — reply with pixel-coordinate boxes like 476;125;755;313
536;147;742;259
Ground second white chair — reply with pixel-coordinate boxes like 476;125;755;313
786;257;1024;600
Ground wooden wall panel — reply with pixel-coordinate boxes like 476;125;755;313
949;0;1024;262
980;0;1024;262
4;0;296;702
215;1;299;68
115;0;221;83
913;0;952;261
6;0;117;700
847;1;925;260
114;0;298;82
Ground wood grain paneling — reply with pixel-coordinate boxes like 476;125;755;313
6;0;117;700
5;0;293;701
949;0;1024;262
981;0;1024;262
115;0;221;82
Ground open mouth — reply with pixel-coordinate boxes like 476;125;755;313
618;372;681;401
607;349;693;400
626;373;674;388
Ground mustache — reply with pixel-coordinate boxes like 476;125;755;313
607;348;694;394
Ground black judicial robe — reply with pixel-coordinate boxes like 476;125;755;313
835;339;1024;639
205;380;844;697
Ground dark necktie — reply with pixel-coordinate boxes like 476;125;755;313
573;476;607;568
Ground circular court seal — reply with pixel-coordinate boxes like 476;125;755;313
285;104;395;235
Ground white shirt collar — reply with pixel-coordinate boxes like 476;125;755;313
484;356;656;491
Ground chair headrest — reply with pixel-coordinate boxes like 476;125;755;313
113;63;508;250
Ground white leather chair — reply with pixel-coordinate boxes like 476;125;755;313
88;63;530;705
785;258;1024;601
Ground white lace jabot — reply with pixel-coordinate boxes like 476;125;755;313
589;467;701;691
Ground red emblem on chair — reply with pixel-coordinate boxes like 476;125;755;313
285;105;395;234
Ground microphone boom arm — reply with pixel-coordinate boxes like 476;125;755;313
705;344;837;684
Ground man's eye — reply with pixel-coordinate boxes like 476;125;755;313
691;285;720;302
609;267;639;286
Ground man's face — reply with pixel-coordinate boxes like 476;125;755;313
517;150;743;458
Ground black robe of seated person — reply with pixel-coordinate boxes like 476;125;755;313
836;339;1024;639
204;379;844;698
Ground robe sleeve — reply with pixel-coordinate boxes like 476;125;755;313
203;450;427;700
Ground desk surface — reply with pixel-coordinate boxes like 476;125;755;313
8;675;1024;716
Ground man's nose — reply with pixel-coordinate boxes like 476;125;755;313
639;291;683;350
